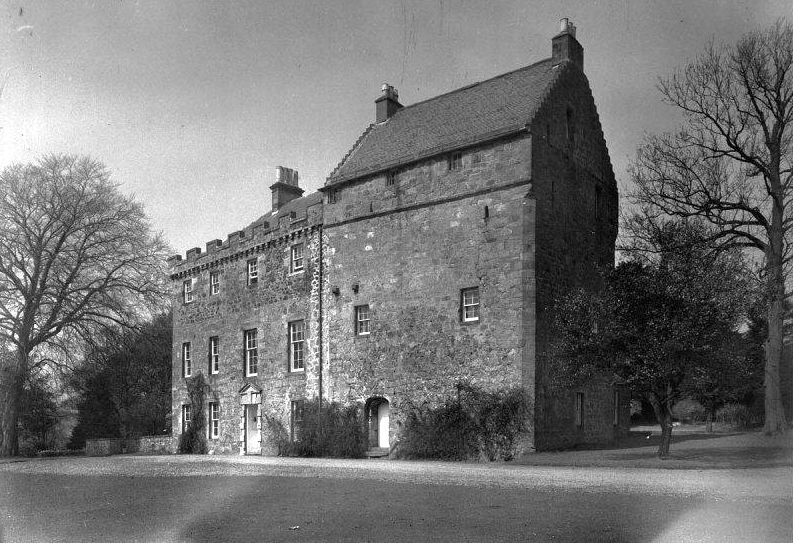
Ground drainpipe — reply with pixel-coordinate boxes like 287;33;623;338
318;226;324;414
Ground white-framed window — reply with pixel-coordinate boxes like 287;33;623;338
244;329;258;376
209;271;220;295
290;399;304;443
355;305;370;336
289;320;305;372
209;402;220;439
575;392;584;428
209;336;219;374
181;404;191;432
461;287;480;322
182;342;192;377
183;279;194;304
290;244;304;273
448;151;463;171
247;259;258;286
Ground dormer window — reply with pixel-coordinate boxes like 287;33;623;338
448;152;463;171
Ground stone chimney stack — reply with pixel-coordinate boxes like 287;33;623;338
375;84;403;123
270;166;304;212
551;18;583;71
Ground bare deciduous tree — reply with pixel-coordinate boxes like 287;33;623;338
0;155;169;456
629;20;793;433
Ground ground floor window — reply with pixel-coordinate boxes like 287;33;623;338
209;402;220;439
290;400;304;443
575;392;584;428
181;404;191;433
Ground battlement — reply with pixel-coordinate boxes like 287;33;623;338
168;190;323;273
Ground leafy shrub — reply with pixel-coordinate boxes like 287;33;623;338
278;399;367;458
672;399;707;424
398;384;532;461
178;374;208;454
715;402;754;429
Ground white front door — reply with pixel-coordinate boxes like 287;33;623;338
377;402;390;449
245;404;261;454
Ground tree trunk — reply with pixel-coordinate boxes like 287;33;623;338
763;209;788;434
705;410;713;433
0;350;26;456
647;392;674;458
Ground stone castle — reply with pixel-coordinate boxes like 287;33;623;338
168;20;626;455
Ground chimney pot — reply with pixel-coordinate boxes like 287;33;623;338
552;19;583;70
271;165;304;211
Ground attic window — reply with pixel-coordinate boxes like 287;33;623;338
328;188;340;204
448;152;463;171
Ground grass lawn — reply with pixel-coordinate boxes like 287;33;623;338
517;426;793;469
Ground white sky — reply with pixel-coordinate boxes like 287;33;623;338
1;0;790;253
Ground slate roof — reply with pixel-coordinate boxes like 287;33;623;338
246;190;323;231
326;58;563;186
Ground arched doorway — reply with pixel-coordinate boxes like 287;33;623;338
366;397;390;451
239;383;261;455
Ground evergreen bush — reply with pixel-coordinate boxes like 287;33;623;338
398;384;532;461
276;398;367;458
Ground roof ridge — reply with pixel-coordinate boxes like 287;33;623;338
390;57;554;115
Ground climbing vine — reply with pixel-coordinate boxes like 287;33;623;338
177;373;208;454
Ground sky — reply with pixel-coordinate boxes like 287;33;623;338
1;0;790;253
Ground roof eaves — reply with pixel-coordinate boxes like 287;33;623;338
326;124;530;186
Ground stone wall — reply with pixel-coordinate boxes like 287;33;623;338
322;136;535;447
529;63;619;450
171;210;324;455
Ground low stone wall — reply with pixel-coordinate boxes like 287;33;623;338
85;435;173;456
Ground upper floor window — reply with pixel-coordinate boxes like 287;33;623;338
289;320;305;372
244;329;258;376
386;170;397;186
247;259;258;286
209;271;220;295
209;336;219;374
448;151;463;171
183;279;194;304
182;342;192;377
566;107;575;144
461;287;480;323
328;188;340;204
291;244;304;273
208;402;220;439
355;305;370;336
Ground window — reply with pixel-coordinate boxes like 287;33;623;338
328;188;340;204
355;305;370;336
182;342;192;377
575;392;584;428
183;279;193;304
209;336;219;374
595;186;602;221
613;390;620;426
181;404;191;432
461;287;480;322
289;320;305;372
247;259;258;286
290;399;304;442
566;107;575;144
209;271;220;295
244;329;258;376
448;151;463;171
386;170;397;186
291;244;304;273
209;402;220;439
